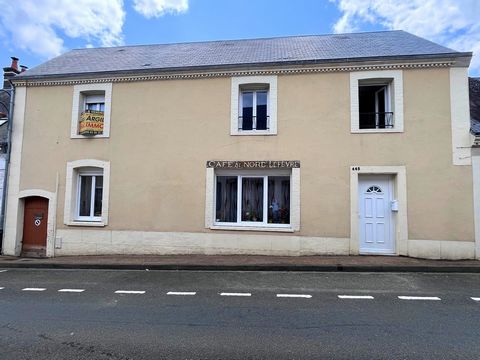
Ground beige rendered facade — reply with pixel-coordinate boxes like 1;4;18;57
1;56;477;259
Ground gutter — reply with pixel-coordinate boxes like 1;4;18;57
0;83;14;249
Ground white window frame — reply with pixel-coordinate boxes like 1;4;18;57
75;171;103;222
350;70;403;133
64;159;110;227
205;168;300;232
238;90;270;132
71;83;112;139
231;76;277;135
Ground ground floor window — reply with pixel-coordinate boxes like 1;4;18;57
215;174;290;226
76;172;103;221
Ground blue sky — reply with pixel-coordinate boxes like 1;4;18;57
0;0;479;75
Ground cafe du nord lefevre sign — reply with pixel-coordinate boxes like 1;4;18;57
206;160;300;169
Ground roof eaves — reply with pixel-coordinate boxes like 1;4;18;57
14;52;472;83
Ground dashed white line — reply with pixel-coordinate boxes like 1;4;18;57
220;292;252;297
115;290;145;294
0;270;7;273
471;297;480;301
22;288;46;292
58;289;85;293
338;295;374;299
276;294;312;299
398;296;441;301
167;291;196;296
0;287;4;290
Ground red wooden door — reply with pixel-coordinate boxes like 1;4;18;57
22;197;48;257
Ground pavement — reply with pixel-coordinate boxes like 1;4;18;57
0;254;479;272
0;268;479;359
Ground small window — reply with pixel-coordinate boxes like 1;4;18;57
366;185;383;194
215;174;290;226
71;83;112;138
79;92;105;136
84;94;105;112
76;171;103;221
358;80;393;129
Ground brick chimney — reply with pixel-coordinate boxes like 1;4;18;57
3;57;21;89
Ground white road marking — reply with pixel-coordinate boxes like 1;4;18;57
58;289;85;293
0;287;4;290
22;288;46;291
0;270;7;273
167;291;196;296
471;297;480;301
398;296;441;301
220;292;252;297
338;295;374;299
276;294;312;298
115;290;145;294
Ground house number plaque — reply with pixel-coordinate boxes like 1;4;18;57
206;160;300;169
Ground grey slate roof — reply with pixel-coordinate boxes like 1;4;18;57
19;30;467;79
0;90;10;118
470;78;480;135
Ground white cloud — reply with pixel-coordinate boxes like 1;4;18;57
133;0;188;18
331;0;480;73
0;0;126;59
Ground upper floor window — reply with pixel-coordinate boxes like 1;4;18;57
71;83;112;139
239;87;269;131
350;70;403;133
84;94;105;112
231;76;277;135
358;80;393;129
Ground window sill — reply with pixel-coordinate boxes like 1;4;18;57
70;134;109;139
210;225;294;233
66;220;107;227
230;131;277;136
351;128;403;134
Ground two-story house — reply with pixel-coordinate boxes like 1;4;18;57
1;30;477;259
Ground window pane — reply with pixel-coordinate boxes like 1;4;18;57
94;176;103;217
86;103;105;112
256;91;268;130
216;176;237;222
241;92;253;130
241;178;263;222
268;176;290;224
79;176;92;217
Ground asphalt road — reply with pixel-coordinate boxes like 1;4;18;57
0;269;479;360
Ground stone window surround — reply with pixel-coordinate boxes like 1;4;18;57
350;70;404;133
64;159;110;227
230;75;278;135
70;83;112;139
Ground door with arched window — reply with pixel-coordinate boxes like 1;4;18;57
22;196;48;257
358;175;395;254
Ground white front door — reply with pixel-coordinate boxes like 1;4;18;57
359;175;395;254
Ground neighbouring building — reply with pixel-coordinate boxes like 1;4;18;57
470;77;480;252
0;57;25;244
1;31;478;259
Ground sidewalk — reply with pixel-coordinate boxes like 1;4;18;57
0;254;479;272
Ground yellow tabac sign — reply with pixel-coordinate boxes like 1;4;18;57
79;110;104;135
